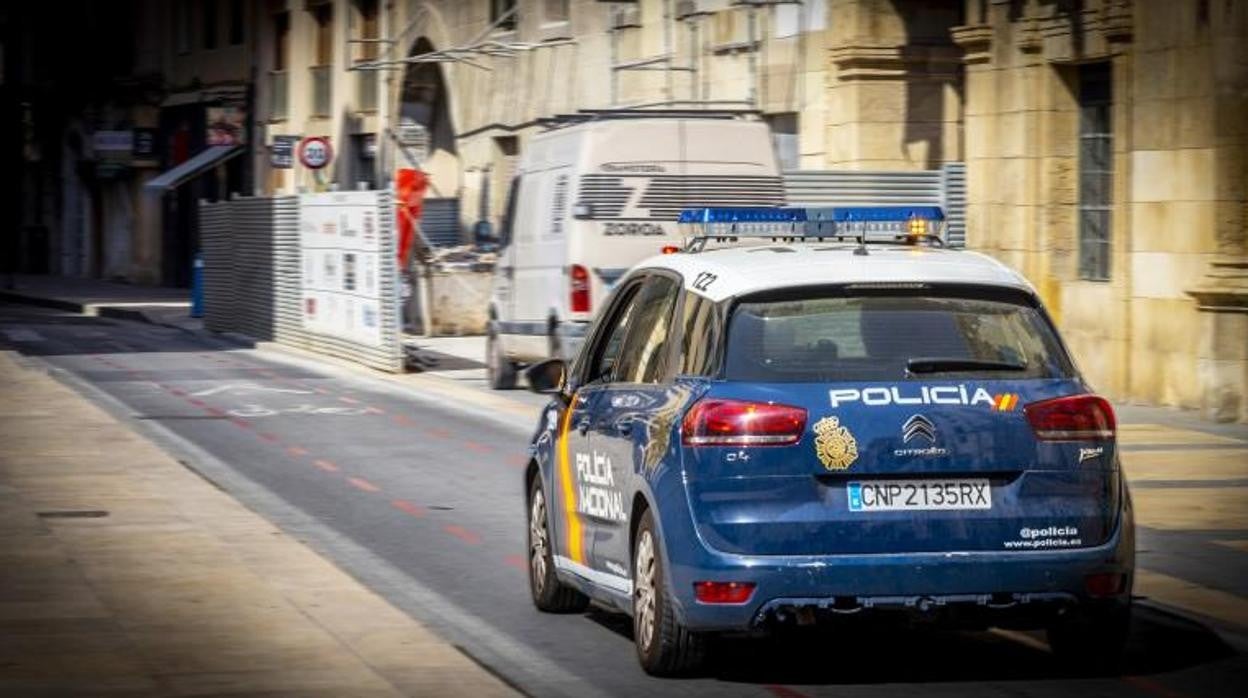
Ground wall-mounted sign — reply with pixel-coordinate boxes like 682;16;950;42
93;130;134;156
206;106;246;146
298;136;333;170
272;135;300;169
132;128;157;159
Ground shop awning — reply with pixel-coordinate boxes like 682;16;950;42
144;145;243;192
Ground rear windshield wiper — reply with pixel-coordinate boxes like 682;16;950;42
906;357;1028;374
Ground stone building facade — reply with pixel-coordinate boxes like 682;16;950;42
954;0;1247;421
248;0;1245;420
8;1;1243;420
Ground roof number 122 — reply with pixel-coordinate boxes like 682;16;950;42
692;272;718;292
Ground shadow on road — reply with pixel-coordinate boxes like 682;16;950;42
588;603;1238;686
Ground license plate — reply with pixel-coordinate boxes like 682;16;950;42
847;479;991;512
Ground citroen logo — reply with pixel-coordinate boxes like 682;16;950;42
902;414;937;444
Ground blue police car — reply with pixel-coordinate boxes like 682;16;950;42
521;207;1133;675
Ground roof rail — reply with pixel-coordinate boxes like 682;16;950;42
538;104;760;130
677;206;947;252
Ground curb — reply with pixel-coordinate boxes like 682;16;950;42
0;289;94;314
1135;598;1248;655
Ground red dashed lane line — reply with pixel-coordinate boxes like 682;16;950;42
347;476;381;493
507;454;529;469
339;396;361;405
464;441;494;454
390;499;427;518
1122;676;1190;698
392;414;415;426
503;554;527;571
765;686;812;698
228;417;251;429
314;459;340;472
286;446;309;457
443;524;482;545
257;432;280;443
427;427;450;439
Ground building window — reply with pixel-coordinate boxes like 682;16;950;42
271;12;290;120
491;0;518;32
311;3;334;117
543;0;569;24
1078;62;1113;281
766;113;799;171
203;0;218;50
229;0;245;45
174;1;192;54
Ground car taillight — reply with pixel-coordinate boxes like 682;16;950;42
694;581;756;604
1024;394;1116;441
682;398;807;447
569;264;590;313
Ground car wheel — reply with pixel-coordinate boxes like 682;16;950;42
486;330;517;390
1046;602;1131;674
527;477;588;613
633;510;706;676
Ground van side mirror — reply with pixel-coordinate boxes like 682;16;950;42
526;359;567;395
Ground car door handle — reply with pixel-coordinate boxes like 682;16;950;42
615;420;632;436
577;416;592;435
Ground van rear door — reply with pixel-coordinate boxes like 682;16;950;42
570;119;785;319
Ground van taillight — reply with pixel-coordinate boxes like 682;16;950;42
569;264;590;313
682;399;807;447
1024;394;1116;441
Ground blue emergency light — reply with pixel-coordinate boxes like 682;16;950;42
677;206;945;249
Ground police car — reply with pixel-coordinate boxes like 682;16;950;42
520;207;1134;676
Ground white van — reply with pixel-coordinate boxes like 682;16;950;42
486;113;783;389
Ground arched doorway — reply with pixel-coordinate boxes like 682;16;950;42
395;38;459;206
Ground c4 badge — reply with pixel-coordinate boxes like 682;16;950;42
814;416;859;471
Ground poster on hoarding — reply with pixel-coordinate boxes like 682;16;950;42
299;191;384;347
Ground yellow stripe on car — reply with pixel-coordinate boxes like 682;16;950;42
557;400;585;563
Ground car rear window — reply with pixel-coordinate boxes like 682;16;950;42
724;288;1073;382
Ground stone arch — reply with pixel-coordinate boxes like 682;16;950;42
394;36;459;200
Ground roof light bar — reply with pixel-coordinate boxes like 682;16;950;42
677;206;946;250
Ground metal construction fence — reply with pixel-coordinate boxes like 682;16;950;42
199;192;403;372
784;162;967;247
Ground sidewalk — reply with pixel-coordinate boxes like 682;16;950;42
0;350;515;697
0;274;199;332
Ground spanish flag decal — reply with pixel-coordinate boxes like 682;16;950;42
556;400;585;564
993;393;1019;411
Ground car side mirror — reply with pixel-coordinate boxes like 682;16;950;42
526;359;567;395
572;202;593;219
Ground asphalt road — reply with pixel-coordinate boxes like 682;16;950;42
1;301;1243;698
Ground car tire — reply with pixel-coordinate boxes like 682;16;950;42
1046;602;1131;674
527;476;589;613
633;510;706;676
486;330;517;390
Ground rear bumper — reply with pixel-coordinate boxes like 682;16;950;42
664;504;1134;632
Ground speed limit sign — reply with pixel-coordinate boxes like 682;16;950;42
297;136;333;170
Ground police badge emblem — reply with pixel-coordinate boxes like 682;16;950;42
813;416;858;471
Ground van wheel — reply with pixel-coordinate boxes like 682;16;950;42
528;477;589;613
633;510;706;676
547;320;562;360
1046;603;1131;675
486;331;517;390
